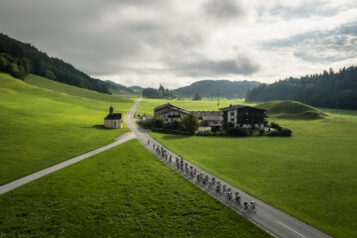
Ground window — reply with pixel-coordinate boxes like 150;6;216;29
231;112;234;116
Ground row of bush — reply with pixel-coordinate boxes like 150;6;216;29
137;115;292;137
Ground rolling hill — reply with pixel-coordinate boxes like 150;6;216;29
173;80;260;98
105;80;133;94
0;72;136;185
258;101;327;119
0;33;111;94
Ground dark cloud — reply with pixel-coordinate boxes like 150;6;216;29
170;56;260;77
203;0;246;20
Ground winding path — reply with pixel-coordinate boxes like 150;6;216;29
126;98;332;238
0;99;332;238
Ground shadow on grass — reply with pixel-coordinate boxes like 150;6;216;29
90;125;115;130
159;134;192;140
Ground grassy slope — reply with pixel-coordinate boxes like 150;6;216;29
146;99;357;238
0;73;136;185
0;140;270;238
258;100;327;119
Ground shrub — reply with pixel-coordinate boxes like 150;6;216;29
280;128;292;137
137;119;153;129
270;122;282;131
267;130;280;137
153;116;164;128
211;126;220;133
167;119;181;130
258;128;265;136
180;113;199;134
226;127;248;137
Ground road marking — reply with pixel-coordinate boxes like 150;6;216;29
276;221;307;238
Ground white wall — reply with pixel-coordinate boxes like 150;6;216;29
104;119;122;128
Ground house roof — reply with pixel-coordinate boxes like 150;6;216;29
191;111;222;121
220;105;266;112
154;103;189;114
105;113;122;120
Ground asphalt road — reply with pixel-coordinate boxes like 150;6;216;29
126;98;332;238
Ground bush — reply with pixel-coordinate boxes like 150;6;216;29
226;127;248;137
153;116;164;128
151;128;181;134
280;128;292;137
270;122;282;131
166;119;181;130
137;119;153;129
267;130;280;137
267;127;292;137
180;113;199;134
258;128;265;136
211;126;220;134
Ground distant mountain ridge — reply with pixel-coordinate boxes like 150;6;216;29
105;80;133;94
129;86;144;93
173;80;260;98
0;33;111;94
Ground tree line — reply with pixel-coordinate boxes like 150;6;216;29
246;66;357;109
0;33;111;94
142;85;176;99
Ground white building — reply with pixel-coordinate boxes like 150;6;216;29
154;103;189;124
104;106;122;129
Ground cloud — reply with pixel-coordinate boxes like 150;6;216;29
263;22;357;63
0;0;356;88
202;0;247;20
171;57;260;77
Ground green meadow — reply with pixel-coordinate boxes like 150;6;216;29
0;73;136;185
145;99;357;238
0;140;270;238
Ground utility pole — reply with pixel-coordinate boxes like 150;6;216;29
217;92;220;106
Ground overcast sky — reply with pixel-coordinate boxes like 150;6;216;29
1;0;356;88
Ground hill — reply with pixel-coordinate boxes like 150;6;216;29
257;101;327;119
173;80;260;98
129;86;144;93
0;72;135;185
0;33;111;94
246;66;357;109
105;80;133;94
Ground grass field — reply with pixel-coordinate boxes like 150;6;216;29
144;99;357;238
0;140;270;238
0;73;136;185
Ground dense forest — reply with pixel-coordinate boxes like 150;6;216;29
0;33;111;94
142;85;176;99
246;66;357;109
173;80;260;98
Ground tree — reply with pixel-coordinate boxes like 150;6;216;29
193;92;202;100
180;113;199;134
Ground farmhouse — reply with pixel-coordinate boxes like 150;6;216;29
154;103;222;127
104;106;122;129
154;103;189;124
191;111;222;127
220;105;268;129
